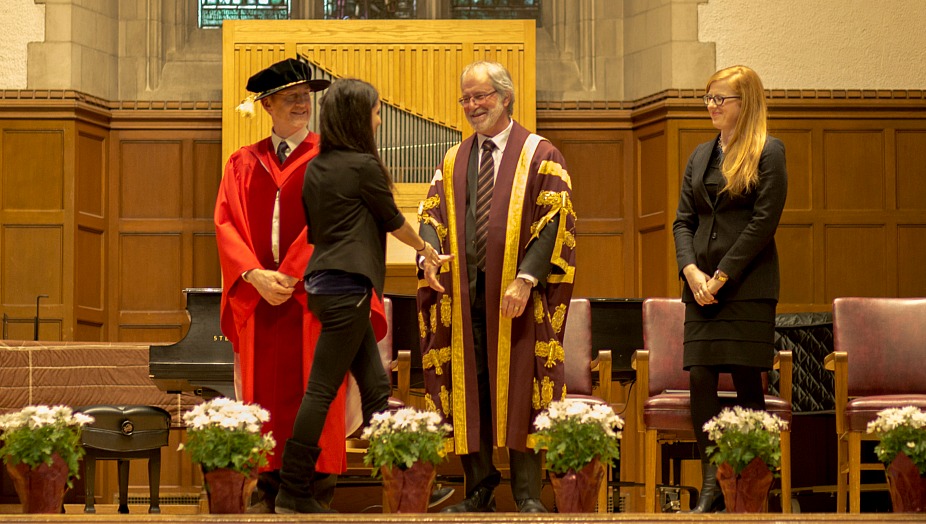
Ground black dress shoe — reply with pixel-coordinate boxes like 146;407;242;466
428;485;456;508
440;486;495;512
516;498;547;513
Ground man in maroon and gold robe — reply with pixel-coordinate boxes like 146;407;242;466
417;61;576;513
215;58;385;511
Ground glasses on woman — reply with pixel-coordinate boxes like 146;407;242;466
458;90;497;107
702;94;741;106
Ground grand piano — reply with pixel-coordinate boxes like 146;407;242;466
148;288;236;400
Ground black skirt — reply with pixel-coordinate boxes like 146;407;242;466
682;299;776;370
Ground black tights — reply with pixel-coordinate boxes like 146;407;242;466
689;365;766;463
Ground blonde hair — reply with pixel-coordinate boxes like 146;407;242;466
707;65;768;196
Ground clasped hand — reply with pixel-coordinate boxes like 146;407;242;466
684;265;723;307
246;268;297;306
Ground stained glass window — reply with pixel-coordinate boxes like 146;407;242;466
324;0;417;20
199;0;291;29
450;0;540;21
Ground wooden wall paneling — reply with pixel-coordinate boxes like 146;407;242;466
771;128;813;212
636;123;669;297
897;225;926;297
895;130;926;210
542;127;634;298
75;122;108;340
822;129;885;211
824;225;888;302
0;122;73;340
110;130;223;343
768;126;815;312
191;139;223;289
775;224;815;310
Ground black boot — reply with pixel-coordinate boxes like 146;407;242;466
247;470;280;513
274;440;336;514
312;473;337;510
688;462;725;513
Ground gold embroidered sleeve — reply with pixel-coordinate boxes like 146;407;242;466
536;190;575;218
538;160;572;190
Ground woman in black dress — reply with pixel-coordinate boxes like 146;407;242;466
673;65;788;513
274;78;442;514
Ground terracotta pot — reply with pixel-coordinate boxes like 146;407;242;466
204;468;258;514
5;453;69;514
381;461;436;513
716;457;773;513
885;452;926;512
549;457;605;513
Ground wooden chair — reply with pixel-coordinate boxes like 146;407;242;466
632;297;792;513
559;297;613;512
825;297;926;513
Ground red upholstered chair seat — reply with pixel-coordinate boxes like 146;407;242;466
845;395;926;432
643;393;792;438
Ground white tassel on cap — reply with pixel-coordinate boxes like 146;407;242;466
235;95;256;118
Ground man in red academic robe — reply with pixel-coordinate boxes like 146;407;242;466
215;58;386;512
417;61;577;513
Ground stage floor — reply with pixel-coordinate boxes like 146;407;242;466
0;510;921;524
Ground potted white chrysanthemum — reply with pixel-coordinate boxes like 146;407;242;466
0;405;94;513
361;407;452;513
178;398;275;514
867;406;926;512
532;399;623;513
703;406;788;513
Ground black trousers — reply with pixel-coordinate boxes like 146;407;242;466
290;292;391;448
689;365;766;463
460;271;542;500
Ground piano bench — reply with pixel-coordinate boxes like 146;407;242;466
75;405;171;514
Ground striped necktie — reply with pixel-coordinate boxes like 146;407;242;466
474;140;496;271
277;141;290;164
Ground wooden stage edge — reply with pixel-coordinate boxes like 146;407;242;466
0;512;919;523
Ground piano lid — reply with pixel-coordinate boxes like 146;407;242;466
149;288;235;399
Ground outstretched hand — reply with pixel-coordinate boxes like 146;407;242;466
423;253;454;292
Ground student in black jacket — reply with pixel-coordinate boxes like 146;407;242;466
673;65;788;513
275;78;444;514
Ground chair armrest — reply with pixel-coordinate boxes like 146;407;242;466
395;349;411;405
632;349;648;433
824;351;848;435
773;350;792;406
592;349;612;405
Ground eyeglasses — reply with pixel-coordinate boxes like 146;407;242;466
458;90;497;107
702;94;741;106
275;91;313;105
